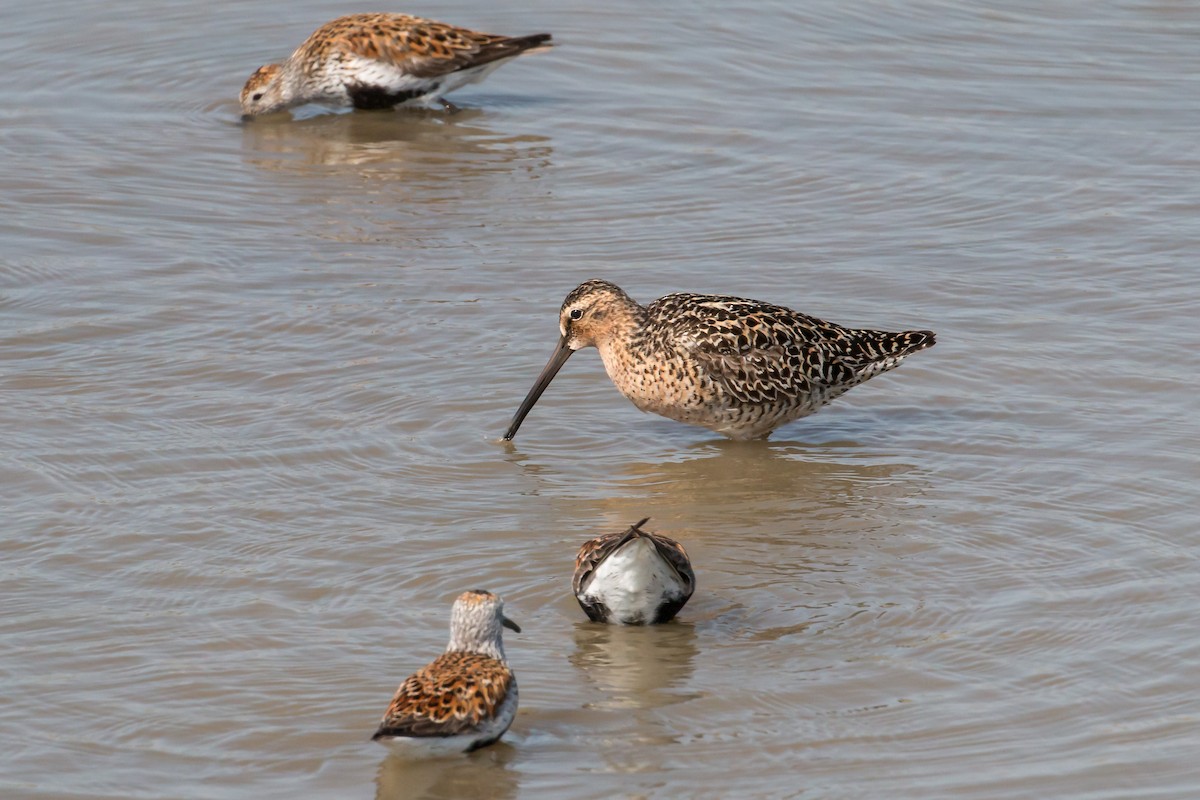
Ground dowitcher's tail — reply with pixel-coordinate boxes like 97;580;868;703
884;329;936;357
845;328;936;380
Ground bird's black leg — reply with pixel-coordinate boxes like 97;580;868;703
439;98;461;113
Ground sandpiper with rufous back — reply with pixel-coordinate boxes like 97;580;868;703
372;590;521;755
241;13;551;118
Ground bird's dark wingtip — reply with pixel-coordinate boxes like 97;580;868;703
510;33;553;52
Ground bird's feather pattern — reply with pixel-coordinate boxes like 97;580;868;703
503;279;935;441
645;293;933;407
373;651;514;740
241;13;550;115
573;520;695;598
295;15;550;79
573;519;696;623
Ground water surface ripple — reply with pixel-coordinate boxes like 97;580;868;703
2;1;1198;798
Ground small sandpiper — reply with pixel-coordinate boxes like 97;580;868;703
372;590;520;755
240;13;552;118
574;518;696;625
503;279;936;441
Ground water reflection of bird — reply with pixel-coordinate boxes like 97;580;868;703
504;280;936;441
375;748;519;800
573;518;695;625
570;621;700;709
372;590;520;755
239;108;553;169
611;440;921;521
240;13;551;118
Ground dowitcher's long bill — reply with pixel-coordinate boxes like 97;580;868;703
372;590;520;755
504;335;575;441
503;279;936;441
574;518;696;625
240;13;552;118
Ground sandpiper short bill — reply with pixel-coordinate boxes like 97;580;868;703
372;590;520;755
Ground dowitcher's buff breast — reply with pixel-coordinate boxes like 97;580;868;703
241;13;552;118
503;280;936;441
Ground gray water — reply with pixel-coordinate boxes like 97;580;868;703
2;1;1198;798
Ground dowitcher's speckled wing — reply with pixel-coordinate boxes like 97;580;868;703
373;651;514;739
652;293;934;405
302;14;551;79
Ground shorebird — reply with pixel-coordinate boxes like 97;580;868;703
240;14;552;118
574;518;696;625
503;279;936;441
371;590;520;755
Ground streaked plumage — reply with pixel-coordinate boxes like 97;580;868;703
240;13;552;117
503;279;937;441
574;518;695;625
372;590;520;755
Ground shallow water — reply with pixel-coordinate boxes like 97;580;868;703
2;0;1198;798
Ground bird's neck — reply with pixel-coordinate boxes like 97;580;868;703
446;636;506;663
593;299;646;352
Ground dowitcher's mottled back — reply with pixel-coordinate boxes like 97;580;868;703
241;14;552;117
503;280;936;441
372;590;521;755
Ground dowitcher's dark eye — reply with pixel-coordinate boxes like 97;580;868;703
569;308;583;320
252;92;263;101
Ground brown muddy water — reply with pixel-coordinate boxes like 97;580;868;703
2;1;1198;798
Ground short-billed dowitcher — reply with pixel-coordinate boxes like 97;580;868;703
240;14;552;118
371;590;520;754
503;279;936;441
574;518;695;625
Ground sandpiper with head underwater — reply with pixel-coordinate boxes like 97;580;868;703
574;518;696;625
